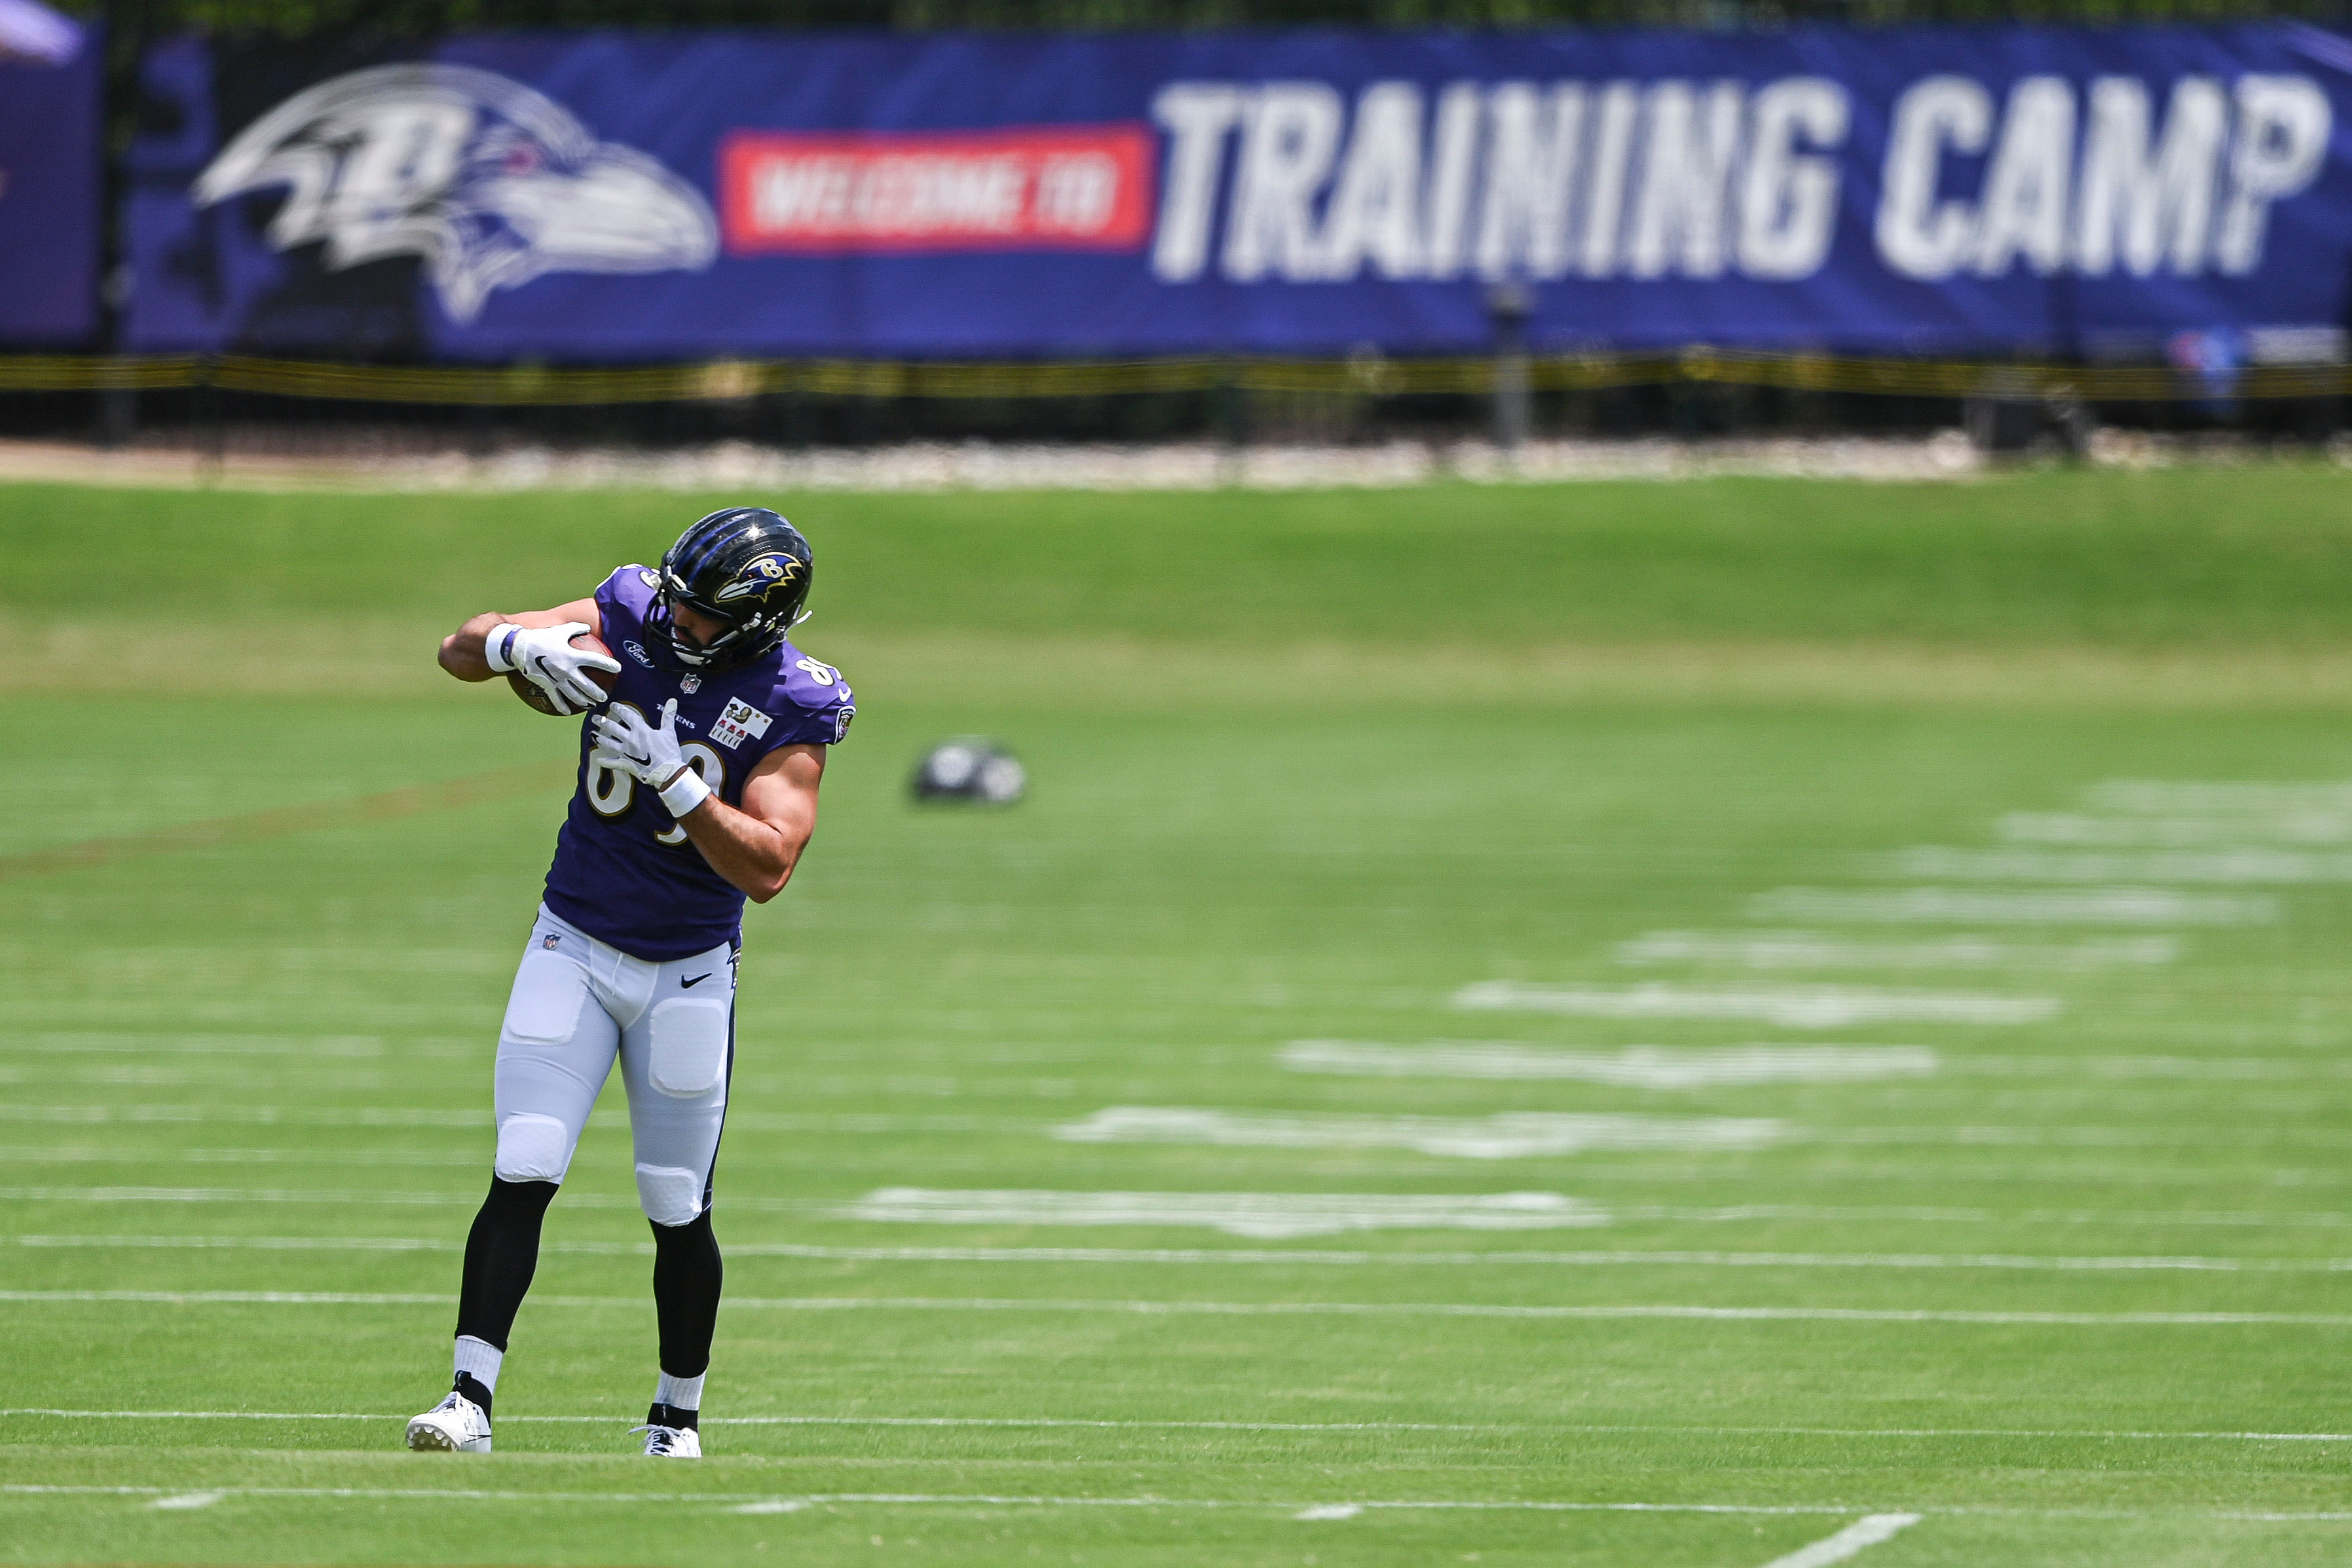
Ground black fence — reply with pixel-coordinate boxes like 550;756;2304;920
0;352;2338;460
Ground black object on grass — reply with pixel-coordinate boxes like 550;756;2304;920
912;739;1026;804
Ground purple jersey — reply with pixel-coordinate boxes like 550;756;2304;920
541;565;853;961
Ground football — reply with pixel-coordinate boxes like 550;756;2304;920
508;630;620;715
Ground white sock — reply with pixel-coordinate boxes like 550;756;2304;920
654;1370;704;1413
453;1335;503;1393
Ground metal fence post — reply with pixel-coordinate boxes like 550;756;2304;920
1487;281;1531;453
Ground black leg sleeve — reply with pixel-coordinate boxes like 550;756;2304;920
455;1176;559;1351
650;1209;724;1379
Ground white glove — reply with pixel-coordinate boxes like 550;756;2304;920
492;622;621;712
593;698;687;787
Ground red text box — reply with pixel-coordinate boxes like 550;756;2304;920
720;124;1155;255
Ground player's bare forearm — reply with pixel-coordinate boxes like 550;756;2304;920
677;744;823;903
438;599;603;681
438;612;512;682
675;796;799;902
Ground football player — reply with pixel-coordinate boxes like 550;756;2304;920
405;507;853;1459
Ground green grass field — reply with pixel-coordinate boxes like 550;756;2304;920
4;467;2351;1565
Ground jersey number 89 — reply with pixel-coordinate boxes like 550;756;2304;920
585;701;726;845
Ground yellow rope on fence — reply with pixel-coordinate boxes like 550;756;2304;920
0;352;2340;403
0;355;200;392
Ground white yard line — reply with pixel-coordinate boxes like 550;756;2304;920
711;1298;2352;1326
1613;931;2180;969
715;1243;2352;1273
4;1290;2347;1326
1452;982;2057;1026
0;947;506;973
1945;1055;2347;1081
1279;1041;1941;1087
1758;1514;1921;1568
10;1233;502;1251
5;1409;2346;1443
12;1191;2350;1227
1603;1204;2352;1229
1893;847;2352;884
14;1234;468;1249
1641;1424;2352;1444
10;1094;2337;1154
0;1482;1845;1512
1051;1107;2349;1158
1888;1125;2319;1153
1282;1039;2347;1084
1999;813;2352;847
0;1104;489;1127
838;1188;1607;1237
2085;780;2352;815
1575;1162;2352;1190
1611;1204;2352;1227
1053;1107;1787;1159
20;1233;2346;1271
1;1483;2346;1522
0;1185;556;1206
0;1104;1044;1135
14;1193;2351;1229
1745;887;2276;925
1818;1126;2352;1149
8;1034;384;1056
725;1113;1056;1134
0;1408;1479;1431
0;1146;485;1167
0;1290;462;1305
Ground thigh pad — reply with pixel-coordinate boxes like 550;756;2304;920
495;1111;576;1184
502;952;590;1045
645;997;730;1098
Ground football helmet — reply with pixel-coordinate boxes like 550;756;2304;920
650;508;813;671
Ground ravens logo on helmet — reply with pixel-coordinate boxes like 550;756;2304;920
712;553;806;609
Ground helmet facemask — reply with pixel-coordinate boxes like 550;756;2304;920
650;578;773;671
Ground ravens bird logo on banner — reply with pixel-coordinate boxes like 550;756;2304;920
193;63;717;324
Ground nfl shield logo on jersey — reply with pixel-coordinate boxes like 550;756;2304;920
681;675;701;694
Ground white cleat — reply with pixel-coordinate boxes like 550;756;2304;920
639;1422;701;1458
406;1391;493;1454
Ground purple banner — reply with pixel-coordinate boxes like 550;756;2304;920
0;21;101;345
126;26;2352;362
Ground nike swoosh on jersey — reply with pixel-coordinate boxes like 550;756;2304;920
681;973;713;989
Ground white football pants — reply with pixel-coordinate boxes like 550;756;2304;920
491;905;736;1227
